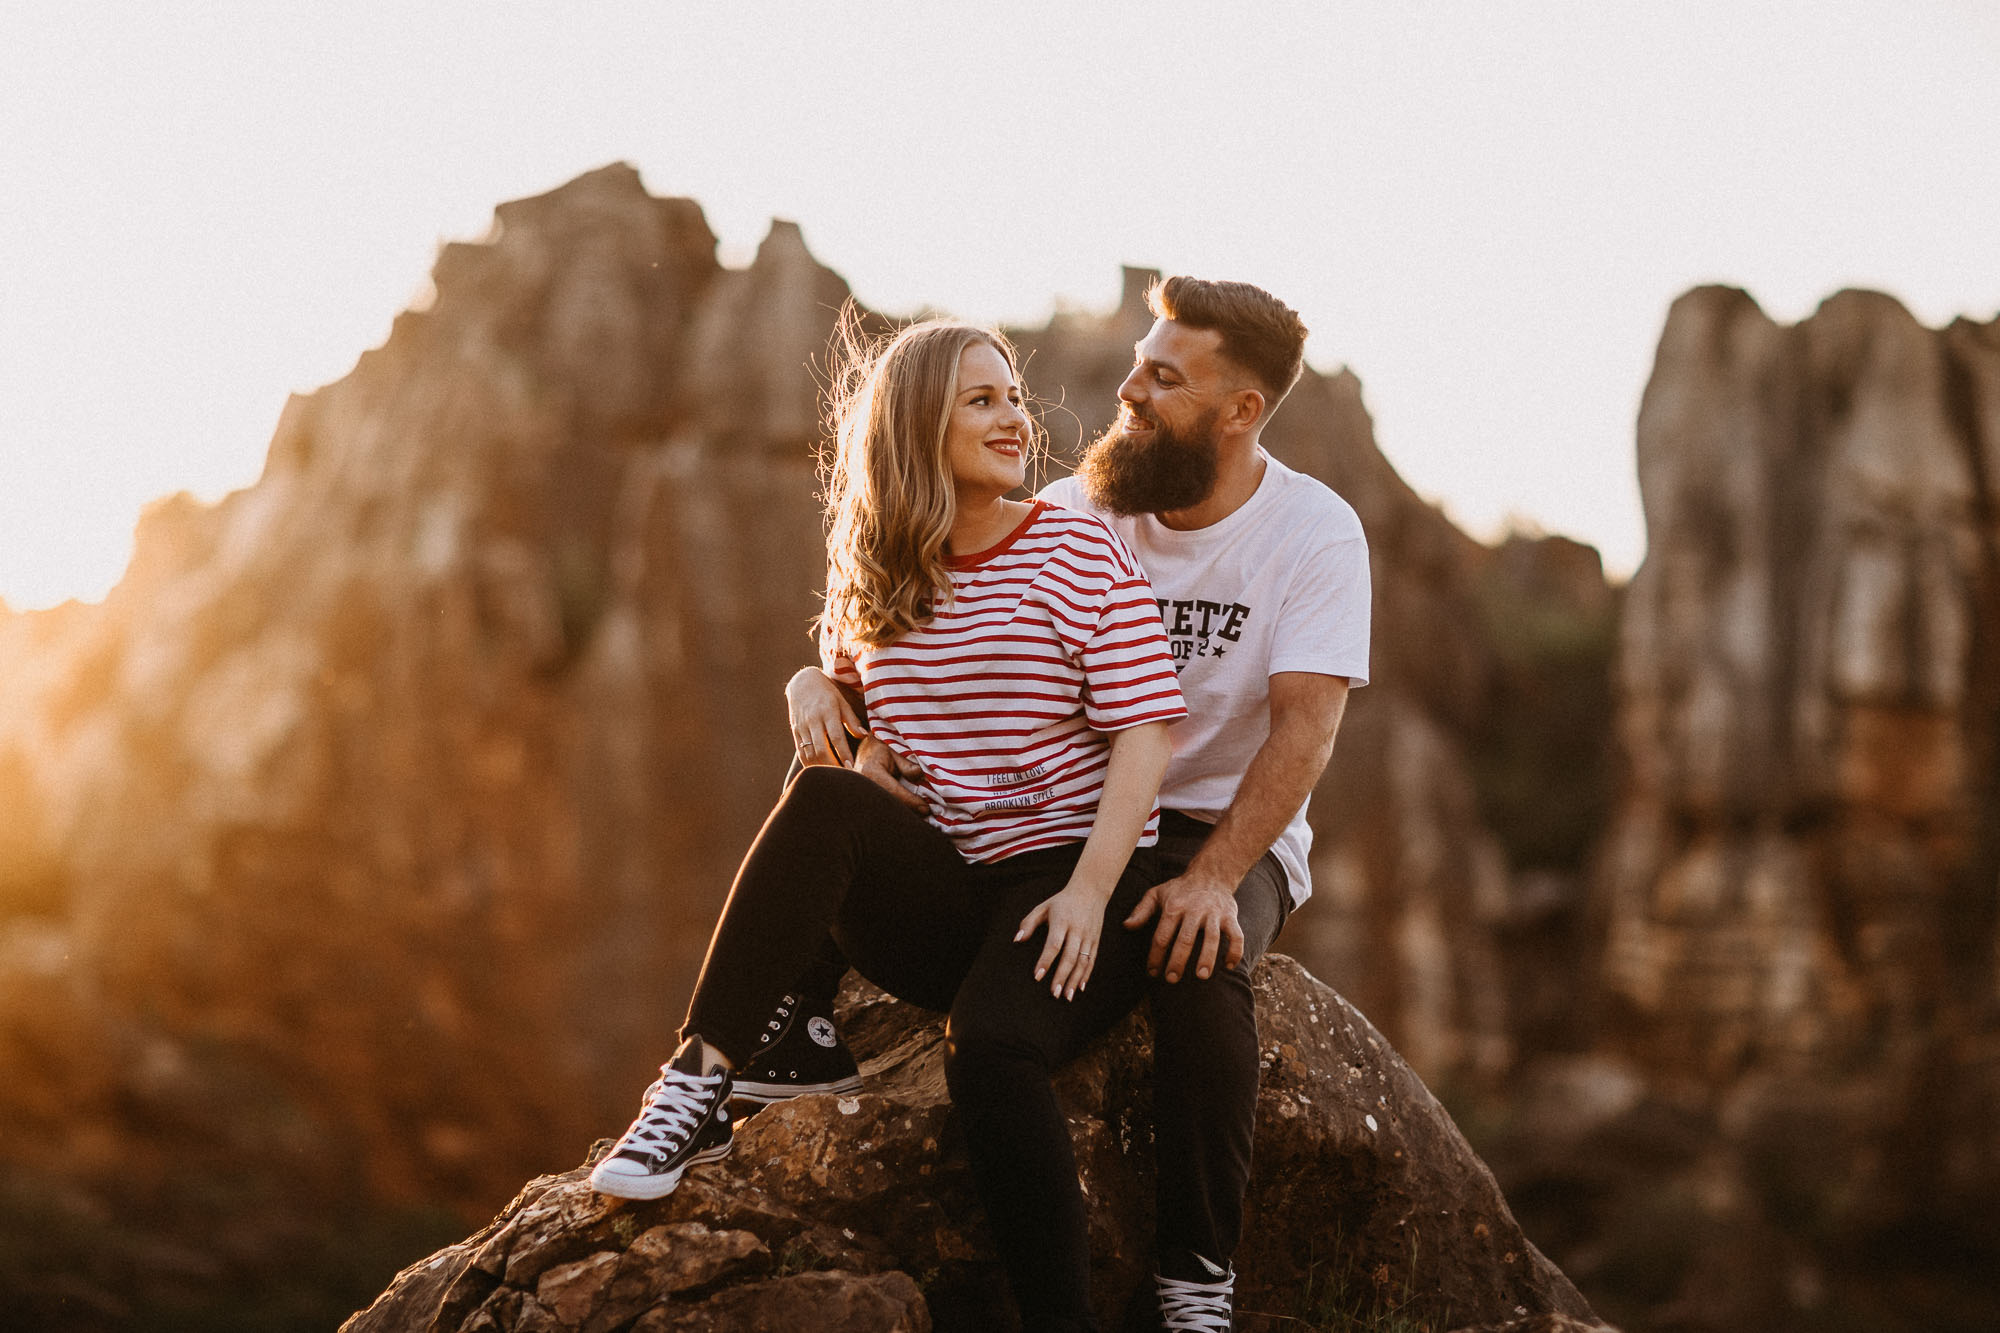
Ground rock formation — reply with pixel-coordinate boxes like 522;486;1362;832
1607;287;2000;1086
343;958;1606;1333
24;161;1997;1333
0;166;1590;1326
1489;287;2000;1332
0;165;836;1327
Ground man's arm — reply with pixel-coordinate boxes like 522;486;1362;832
1124;671;1351;982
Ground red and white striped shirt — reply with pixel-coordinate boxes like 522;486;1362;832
822;501;1187;863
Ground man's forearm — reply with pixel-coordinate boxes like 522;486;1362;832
1185;675;1349;889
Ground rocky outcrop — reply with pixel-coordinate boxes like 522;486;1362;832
0;164;843;1327
344;958;1606;1333
1489;288;2000;1331
1605;287;2000;1086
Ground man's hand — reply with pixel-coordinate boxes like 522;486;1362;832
1124;673;1348;983
854;735;928;812
1123;868;1245;983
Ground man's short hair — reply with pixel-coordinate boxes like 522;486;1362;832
1147;276;1308;406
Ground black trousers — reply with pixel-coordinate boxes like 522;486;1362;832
679;767;1285;1333
1137;811;1289;1283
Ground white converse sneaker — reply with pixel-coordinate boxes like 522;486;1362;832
589;1043;734;1200
1156;1261;1234;1332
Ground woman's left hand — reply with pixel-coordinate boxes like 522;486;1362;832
1015;882;1109;1001
786;667;863;767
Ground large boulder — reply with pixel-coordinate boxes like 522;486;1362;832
344;957;1606;1333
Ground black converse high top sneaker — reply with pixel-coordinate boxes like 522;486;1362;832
729;991;864;1106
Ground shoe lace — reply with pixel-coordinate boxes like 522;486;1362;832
613;1068;723;1159
1157;1270;1233;1332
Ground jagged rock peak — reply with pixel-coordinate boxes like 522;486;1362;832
1118;264;1160;316
754;218;808;258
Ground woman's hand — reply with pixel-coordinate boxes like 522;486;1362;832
1015;881;1111;1001
1009;720;1171;1001
786;667;864;767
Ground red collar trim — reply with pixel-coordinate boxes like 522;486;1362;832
947;500;1049;570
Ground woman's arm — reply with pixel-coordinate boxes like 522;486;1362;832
1013;720;1173;1000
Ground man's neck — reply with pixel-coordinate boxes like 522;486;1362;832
1157;440;1267;532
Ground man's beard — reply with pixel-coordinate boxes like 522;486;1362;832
1073;406;1222;516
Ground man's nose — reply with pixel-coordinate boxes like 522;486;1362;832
1117;367;1145;404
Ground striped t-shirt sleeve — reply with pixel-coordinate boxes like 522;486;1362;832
1047;522;1186;732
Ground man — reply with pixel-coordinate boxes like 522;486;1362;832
792;276;1369;1330
1039;276;1368;1328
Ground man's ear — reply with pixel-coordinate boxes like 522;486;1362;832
1225;386;1267;434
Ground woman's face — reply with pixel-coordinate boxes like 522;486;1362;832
944;341;1030;500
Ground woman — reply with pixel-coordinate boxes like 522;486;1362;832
589;317;1184;1332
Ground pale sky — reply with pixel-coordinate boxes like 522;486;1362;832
3;2;1997;609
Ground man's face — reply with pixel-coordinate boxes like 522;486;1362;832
1074;319;1230;516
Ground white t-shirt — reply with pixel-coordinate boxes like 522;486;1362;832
1041;453;1370;905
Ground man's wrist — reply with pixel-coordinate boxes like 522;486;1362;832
1179;854;1249;896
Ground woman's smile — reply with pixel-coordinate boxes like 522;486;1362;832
946;342;1032;497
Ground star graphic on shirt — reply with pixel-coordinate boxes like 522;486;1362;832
1213;647;1226;658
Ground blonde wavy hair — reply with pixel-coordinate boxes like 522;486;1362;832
818;311;1032;648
